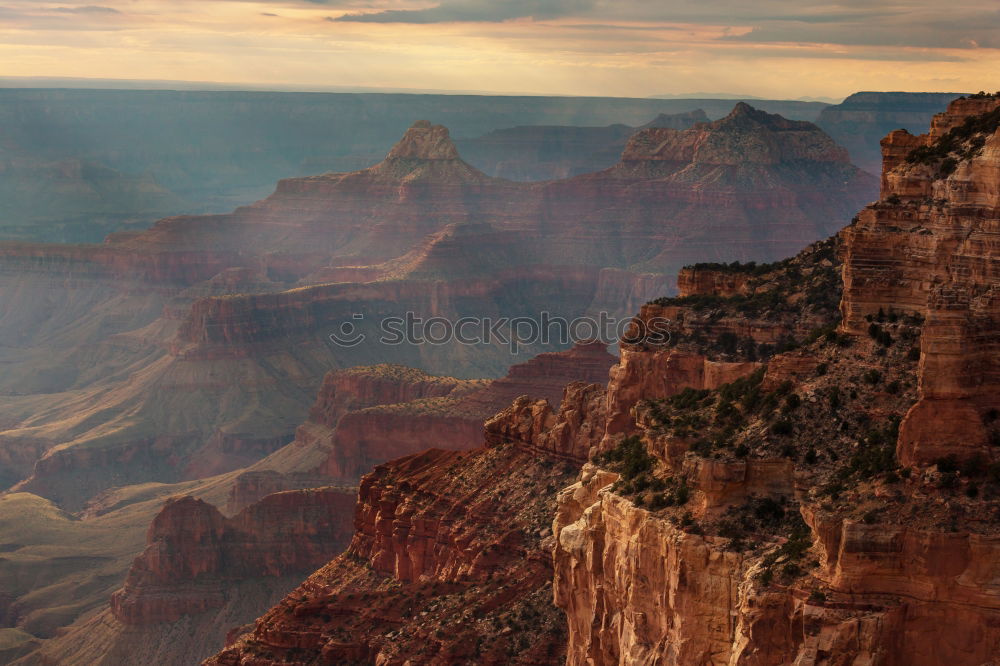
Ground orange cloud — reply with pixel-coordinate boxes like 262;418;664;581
0;0;994;98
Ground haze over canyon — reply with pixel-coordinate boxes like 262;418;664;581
1;79;999;666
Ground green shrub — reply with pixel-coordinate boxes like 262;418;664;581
717;331;739;355
674;482;691;505
691;439;713;456
849;442;897;479
648;492;672;510
599;435;654;482
935;454;959;474
669;387;711;410
770;419;793;436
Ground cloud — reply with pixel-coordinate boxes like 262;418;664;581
0;2;127;29
335;0;596;23
718;45;970;63
52;5;120;13
1;0;997;101
723;11;1000;50
326;0;1000;53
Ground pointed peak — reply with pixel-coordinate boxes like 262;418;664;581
719;102;810;132
727;101;760;117
386;120;460;161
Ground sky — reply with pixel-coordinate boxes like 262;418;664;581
0;0;997;99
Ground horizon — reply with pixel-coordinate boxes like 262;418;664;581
0;75;855;102
0;1;995;99
0;75;981;106
0;74;854;102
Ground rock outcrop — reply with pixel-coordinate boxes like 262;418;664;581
551;94;1000;665
316;341;616;481
206;441;580;665
484;381;609;462
110;488;357;626
621;102;850;167
554;466;753;665
841;94;1000;465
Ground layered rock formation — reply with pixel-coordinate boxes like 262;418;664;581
841;94;1000;465
273;340;615;485
17;486;356;666
206;96;1000;665
207;442;580;665
551;94;1000;665
110;488;357;625
549;103;876;272
0;105;873;511
3;342;615;664
0;88;829;242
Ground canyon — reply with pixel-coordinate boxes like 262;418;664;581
816;91;968;175
11;93;979;665
204;93;1000;665
7;341;614;665
0;102;874;512
0;89;829;243
0;89;957;245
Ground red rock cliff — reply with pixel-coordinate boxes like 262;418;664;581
317;341;616;481
207;442;580;665
110;487;356;625
841;94;1000;465
553;95;1000;665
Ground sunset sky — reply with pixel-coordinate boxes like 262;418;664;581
2;0;997;98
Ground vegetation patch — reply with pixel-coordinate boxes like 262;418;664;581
906;97;1000;175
